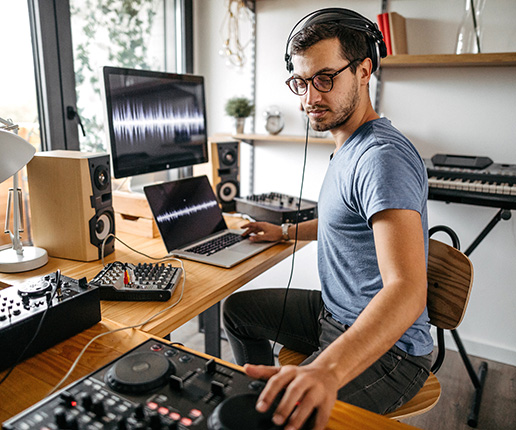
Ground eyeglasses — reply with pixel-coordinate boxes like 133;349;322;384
285;58;363;96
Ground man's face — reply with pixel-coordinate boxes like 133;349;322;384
291;38;361;132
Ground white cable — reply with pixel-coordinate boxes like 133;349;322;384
49;238;187;395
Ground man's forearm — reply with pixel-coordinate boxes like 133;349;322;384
286;219;318;241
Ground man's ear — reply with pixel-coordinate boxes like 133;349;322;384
358;57;373;85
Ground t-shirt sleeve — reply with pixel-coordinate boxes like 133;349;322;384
353;143;427;227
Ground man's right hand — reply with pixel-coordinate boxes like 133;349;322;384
241;221;282;242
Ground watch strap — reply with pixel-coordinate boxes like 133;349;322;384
281;223;292;241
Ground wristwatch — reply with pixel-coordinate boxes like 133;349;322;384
281;223;292;241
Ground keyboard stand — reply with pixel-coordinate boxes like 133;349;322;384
452;208;511;427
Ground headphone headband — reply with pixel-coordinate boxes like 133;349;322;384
285;8;387;73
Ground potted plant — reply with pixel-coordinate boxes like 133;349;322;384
224;97;254;134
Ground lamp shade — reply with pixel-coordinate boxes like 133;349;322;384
0;129;36;184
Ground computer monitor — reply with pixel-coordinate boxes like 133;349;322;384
102;66;208;180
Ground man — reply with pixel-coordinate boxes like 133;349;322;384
223;8;433;430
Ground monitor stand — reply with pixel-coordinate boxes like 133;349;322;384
128;170;178;194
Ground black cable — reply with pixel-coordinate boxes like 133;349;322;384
0;270;61;386
270;119;311;363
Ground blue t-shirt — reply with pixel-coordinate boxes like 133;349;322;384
318;117;433;356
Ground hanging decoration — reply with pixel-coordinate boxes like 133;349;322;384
219;0;253;68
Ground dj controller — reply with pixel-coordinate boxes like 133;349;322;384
3;338;316;430
0;272;101;371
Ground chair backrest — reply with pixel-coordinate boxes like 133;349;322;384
427;238;474;330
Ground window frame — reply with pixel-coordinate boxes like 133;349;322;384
27;0;193;151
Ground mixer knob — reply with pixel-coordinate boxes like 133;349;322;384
54;406;68;428
59;390;76;407
148;411;162;430
133;403;146;420
167;420;179;430
78;277;89;289
21;293;30;306
91;399;106;417
67;415;79;430
114;416;128;430
79;392;92;410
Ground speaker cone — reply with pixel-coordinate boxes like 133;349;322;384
217;181;238;202
94;165;110;190
95;211;114;241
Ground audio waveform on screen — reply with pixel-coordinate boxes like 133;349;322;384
113;99;205;145
156;200;218;223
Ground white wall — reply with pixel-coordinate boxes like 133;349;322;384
194;0;516;366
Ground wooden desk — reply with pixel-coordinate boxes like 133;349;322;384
0;224;303;356
0;319;418;430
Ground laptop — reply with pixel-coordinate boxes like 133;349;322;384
144;175;277;268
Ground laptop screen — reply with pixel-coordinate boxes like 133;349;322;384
144;176;227;252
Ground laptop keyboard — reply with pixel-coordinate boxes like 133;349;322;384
185;232;245;256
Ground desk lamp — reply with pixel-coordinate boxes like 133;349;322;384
0;119;48;272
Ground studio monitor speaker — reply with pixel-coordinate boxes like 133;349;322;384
211;140;240;212
27;151;115;261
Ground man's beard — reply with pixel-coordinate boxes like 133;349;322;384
308;78;360;132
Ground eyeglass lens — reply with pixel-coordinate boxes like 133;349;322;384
289;74;333;95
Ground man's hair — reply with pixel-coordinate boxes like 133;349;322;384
290;22;369;73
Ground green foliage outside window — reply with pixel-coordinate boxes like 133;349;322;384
71;0;162;153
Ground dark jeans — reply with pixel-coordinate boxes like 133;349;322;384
223;288;432;415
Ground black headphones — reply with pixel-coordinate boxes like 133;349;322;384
284;8;387;74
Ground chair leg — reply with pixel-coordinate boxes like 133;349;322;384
451;329;488;428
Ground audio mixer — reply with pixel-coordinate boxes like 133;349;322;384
3;338;316;430
89;262;183;301
235;192;317;225
0;272;101;371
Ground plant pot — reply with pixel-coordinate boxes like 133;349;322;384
234;117;246;134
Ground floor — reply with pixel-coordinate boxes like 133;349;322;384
169;317;516;430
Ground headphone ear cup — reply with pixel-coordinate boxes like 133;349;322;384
378;39;388;59
285;53;293;72
368;40;379;73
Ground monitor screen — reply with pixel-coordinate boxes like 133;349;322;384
103;66;208;179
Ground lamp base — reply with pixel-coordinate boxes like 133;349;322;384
0;246;48;273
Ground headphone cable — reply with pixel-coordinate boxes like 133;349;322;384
270;118;311;364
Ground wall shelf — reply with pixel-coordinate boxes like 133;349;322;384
381;52;516;68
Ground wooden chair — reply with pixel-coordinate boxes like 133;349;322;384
278;227;474;420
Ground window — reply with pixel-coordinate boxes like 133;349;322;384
70;0;177;152
0;2;41;247
0;2;41;149
0;0;190;249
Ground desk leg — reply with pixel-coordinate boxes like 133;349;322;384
200;303;221;358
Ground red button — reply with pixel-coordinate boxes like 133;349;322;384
189;408;202;418
158;407;169;415
147;402;158;410
180;417;193;426
169;412;181;421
